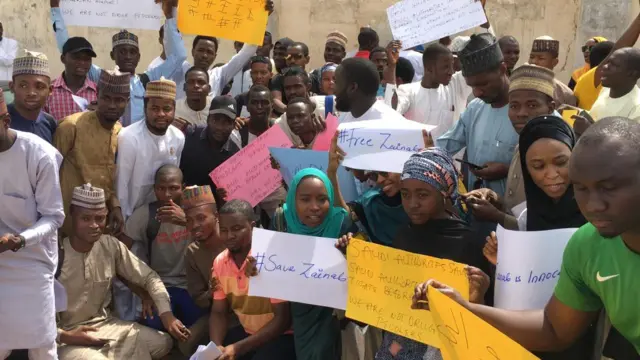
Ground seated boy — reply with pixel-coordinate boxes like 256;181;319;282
211;199;295;359
123;165;204;342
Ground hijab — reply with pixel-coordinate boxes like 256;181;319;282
282;168;348;238
519;115;586;231
360;188;409;246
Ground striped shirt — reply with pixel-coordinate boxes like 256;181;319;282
212;249;286;334
46;74;97;122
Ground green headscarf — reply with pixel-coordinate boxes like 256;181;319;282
282;168;348;238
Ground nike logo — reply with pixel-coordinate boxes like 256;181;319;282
596;272;619;282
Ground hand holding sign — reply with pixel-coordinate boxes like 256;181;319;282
427;285;540;360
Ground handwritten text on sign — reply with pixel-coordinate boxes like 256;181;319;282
248;228;348;310
60;0;163;30
269;148;359;203
178;0;268;45
428;286;539;360
210;126;292;207
387;0;487;50
337;119;435;173
495;225;576;311
346;239;469;347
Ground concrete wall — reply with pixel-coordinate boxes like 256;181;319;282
0;0;637;84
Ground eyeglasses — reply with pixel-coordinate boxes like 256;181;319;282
581;45;594;53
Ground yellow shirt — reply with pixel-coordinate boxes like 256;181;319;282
572;63;590;83
573;67;602;110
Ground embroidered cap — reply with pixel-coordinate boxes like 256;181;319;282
99;67;131;95
112;30;139;49
209;96;238;119
531;36;560;57
71;183;106;209
182;185;216;210
459;33;504;77
509;64;555;99
0;89;7;116
13;50;50;78
326;31;348;49
145;77;177;100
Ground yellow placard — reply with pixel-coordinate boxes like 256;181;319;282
428;286;540;360
177;0;268;45
346;239;469;347
562;109;578;127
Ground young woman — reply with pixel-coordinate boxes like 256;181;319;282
376;148;491;360
271;168;353;360
483;115;596;360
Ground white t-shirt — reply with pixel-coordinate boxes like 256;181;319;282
591;86;640;121
385;72;472;139
338;100;406;124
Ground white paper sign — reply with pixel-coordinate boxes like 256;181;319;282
387;0;488;49
190;341;223;360
248;228;348;310
60;0;163;31
337;119;435;173
494;225;577;310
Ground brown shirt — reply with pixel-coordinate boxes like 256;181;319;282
185;241;222;309
553;78;577;108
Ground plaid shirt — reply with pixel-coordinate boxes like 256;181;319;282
45;74;98;122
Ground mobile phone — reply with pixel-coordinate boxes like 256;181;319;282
455;158;484;171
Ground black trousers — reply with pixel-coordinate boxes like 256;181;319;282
223;326;297;360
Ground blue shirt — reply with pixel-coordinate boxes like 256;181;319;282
436;99;518;197
51;7;187;127
8;104;56;144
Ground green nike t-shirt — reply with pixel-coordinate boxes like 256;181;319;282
554;223;640;352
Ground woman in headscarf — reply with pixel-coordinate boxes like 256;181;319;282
569;36;607;90
320;63;338;95
483;115;594;360
271;168;352;360
375;148;491;360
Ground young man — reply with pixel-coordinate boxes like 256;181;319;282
8;50;56;143
385;43;472;139
211;199;294;360
273;37;294;75
230;32;275;97
50;0;187;125
369;46;388;82
116;77;185;220
55;68;130;237
528;36;577;108
271;42;316;114
352;27;379;59
436;33;518;198
498;36;520;76
0;88;64;359
46;37;98;121
418;117;640;356
463;64;558;228
335;57;407;124
0;22;18;82
175;67;212;127
281;97;319;148
180;96;241;206
309;31;349;94
124;166;204;343
232;85;275;148
56;183;188;359
235;56;274;117
184;185;228;349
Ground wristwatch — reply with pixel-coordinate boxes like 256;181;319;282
12;235;25;252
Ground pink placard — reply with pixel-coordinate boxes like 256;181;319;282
210;126;293;207
311;113;339;151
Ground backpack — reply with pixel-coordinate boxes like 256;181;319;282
239;119;276;148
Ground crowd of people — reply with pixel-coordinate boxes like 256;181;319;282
1;0;640;359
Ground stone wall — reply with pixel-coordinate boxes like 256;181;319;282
0;0;637;83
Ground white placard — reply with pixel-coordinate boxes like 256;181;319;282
387;0;488;49
60;0;164;31
494;225;577;310
337;119;435;173
190;341;223;360
248;228;348;310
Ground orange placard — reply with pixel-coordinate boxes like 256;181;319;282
177;0;268;45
